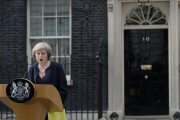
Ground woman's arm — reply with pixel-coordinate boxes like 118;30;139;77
27;66;32;81
57;64;69;104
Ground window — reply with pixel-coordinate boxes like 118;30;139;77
125;5;167;26
27;0;71;82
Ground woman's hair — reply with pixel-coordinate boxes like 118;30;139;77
32;42;52;60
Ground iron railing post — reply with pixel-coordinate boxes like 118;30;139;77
96;38;103;119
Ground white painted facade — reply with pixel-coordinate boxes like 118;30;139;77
107;0;180;120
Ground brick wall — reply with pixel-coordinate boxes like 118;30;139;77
65;0;108;110
0;0;27;82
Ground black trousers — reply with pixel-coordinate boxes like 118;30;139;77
45;114;48;120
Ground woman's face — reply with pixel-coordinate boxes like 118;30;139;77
35;49;48;64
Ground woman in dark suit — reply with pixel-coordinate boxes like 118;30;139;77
28;42;68;120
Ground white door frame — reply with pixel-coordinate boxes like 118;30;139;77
107;0;179;120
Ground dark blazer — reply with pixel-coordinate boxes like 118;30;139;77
27;61;68;104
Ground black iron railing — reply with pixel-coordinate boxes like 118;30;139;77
96;38;103;119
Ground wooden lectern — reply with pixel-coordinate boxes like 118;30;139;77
0;84;63;120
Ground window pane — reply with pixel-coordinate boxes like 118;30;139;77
31;39;56;56
30;0;42;16
30;18;42;36
44;18;56;36
57;0;69;16
58;57;70;75
57;17;69;36
49;57;56;62
58;39;69;56
43;0;56;16
43;39;56;55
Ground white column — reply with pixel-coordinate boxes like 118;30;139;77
107;0;114;111
169;0;179;119
107;0;124;120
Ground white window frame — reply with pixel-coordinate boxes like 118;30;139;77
26;0;72;85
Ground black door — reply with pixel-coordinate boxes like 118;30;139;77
124;29;169;115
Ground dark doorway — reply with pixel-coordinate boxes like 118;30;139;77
124;29;169;115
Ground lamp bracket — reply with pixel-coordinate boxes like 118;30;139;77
138;0;151;6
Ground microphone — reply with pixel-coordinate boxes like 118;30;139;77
23;71;28;79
